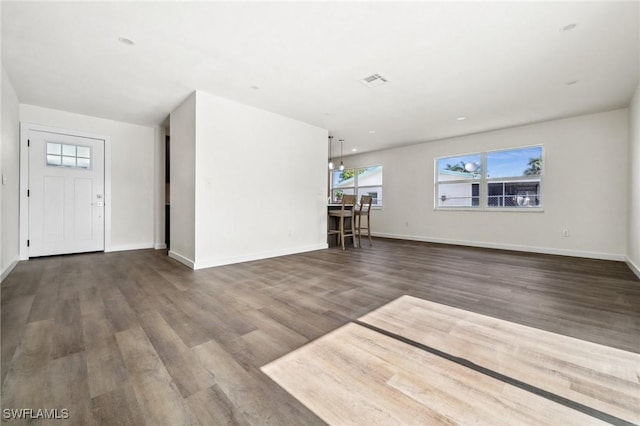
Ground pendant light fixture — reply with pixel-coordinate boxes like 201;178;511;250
328;136;334;170
339;139;345;171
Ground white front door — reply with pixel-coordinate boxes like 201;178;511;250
28;130;105;257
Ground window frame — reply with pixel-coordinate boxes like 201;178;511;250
434;152;482;209
330;165;384;208
435;145;544;212
46;142;93;170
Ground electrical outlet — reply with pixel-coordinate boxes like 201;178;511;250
562;229;570;237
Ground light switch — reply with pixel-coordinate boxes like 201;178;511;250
1;174;7;185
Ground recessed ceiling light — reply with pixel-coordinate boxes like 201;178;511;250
118;37;135;46
352;148;357;152
368;130;376;134
566;80;578;86
456;116;467;121
561;23;577;32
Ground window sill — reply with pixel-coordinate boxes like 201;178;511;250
435;207;544;213
485;207;544;213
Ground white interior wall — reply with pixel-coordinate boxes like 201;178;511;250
168;93;196;266
1;69;2;278
193;91;328;269
154;125;166;249
19;104;156;251
345;109;629;260
628;83;640;277
1;67;20;280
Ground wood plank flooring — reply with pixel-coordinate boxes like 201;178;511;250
1;238;639;425
262;322;613;425
263;295;639;424
358;296;640;424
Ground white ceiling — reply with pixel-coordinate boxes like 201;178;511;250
2;1;639;155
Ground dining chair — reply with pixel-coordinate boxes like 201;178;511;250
328;194;357;250
355;195;373;247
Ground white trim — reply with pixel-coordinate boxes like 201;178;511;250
1;258;19;282
193;243;328;270
168;250;195;269
154;243;167;250
372;232;626;261
107;243;154;252
19;123;111;259
104;136;112;252
626;257;640;280
435;207;544;213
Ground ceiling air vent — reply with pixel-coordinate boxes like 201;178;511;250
360;73;388;88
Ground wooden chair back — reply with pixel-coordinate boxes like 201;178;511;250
340;194;357;212
358;195;373;216
356;195;373;247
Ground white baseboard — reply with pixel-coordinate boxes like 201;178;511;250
193;243;328;270
168;250;195;269
1;258;19;283
154;243;167;250
372;232;626;261
106;242;154;253
626;257;640;280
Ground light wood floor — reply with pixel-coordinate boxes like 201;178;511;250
360;296;640;423
263;296;639;425
2;238;639;425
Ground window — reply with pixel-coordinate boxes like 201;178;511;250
436;146;542;210
47;142;91;169
436;153;481;207
486;147;542;208
331;165;383;206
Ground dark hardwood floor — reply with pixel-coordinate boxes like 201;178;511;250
2;238;639;425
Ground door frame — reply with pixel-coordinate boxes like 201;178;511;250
19;123;112;260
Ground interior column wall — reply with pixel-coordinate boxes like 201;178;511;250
154;125;166;249
628;83;640;277
168;93;196;266
193;91;328;269
1;66;20;280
